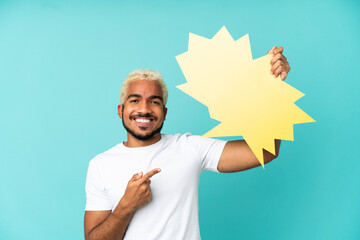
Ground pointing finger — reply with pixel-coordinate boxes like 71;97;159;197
142;168;161;181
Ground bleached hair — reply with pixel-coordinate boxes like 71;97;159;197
120;69;168;105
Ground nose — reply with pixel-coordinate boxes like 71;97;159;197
137;101;152;114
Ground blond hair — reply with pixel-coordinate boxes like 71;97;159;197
120;69;168;105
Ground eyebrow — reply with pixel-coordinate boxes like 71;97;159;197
149;95;163;102
127;94;163;102
127;94;142;99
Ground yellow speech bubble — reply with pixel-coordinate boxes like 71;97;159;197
176;26;315;167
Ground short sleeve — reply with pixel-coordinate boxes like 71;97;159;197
185;133;227;172
85;160;112;211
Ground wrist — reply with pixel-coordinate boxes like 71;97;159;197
113;197;135;218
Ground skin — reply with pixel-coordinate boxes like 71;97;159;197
84;46;290;239
118;80;168;148
84;169;161;240
268;46;290;80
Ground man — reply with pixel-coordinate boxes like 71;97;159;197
84;46;290;240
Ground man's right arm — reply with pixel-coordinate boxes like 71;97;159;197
84;168;161;240
84;198;134;240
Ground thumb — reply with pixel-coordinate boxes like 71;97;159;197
280;72;288;81
131;171;143;181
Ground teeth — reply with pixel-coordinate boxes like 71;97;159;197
135;118;150;123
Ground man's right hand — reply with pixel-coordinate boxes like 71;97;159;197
84;168;161;240
121;168;161;212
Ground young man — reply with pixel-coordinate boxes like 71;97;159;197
84;47;290;240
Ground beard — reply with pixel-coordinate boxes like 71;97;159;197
122;111;164;141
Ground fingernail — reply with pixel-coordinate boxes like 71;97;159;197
270;71;273;75
157;168;161;172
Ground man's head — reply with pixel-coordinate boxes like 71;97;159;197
118;69;168;142
120;69;168;106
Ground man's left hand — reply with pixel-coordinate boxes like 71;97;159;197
268;46;291;81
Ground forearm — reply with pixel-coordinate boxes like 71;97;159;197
263;139;281;164
87;199;135;240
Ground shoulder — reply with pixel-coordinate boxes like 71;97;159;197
163;132;199;141
88;144;123;167
162;132;203;145
165;133;227;155
164;132;223;144
162;133;219;152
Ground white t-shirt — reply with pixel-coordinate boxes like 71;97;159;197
85;133;227;240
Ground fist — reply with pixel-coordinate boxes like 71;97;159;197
268;46;291;81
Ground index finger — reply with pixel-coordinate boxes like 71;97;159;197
142;168;161;181
267;46;276;55
273;46;283;55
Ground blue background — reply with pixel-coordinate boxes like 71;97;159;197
0;0;359;239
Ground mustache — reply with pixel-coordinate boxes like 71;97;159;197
129;113;158;120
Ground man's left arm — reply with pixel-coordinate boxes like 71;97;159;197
217;46;290;173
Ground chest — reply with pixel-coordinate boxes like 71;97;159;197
102;146;202;210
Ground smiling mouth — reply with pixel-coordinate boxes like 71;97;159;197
129;113;158;127
131;117;155;128
135;117;152;123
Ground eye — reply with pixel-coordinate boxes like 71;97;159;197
151;101;160;105
129;99;138;103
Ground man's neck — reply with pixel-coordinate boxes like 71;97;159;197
123;133;162;148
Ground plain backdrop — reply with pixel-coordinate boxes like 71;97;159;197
0;0;359;239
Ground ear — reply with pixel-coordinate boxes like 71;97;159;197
163;107;168;121
118;104;123;119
